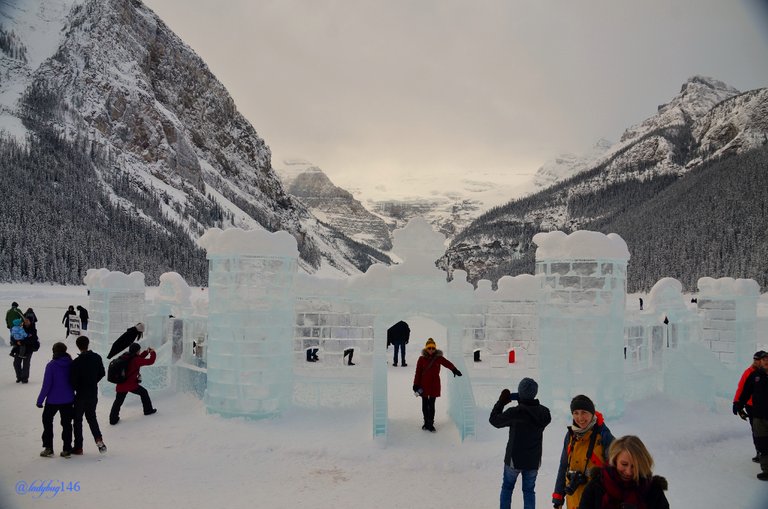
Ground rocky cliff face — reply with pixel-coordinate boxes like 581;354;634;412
4;0;389;279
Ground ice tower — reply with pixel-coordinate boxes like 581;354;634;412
199;228;298;418
83;269;146;395
534;231;630;417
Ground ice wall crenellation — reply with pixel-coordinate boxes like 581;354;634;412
85;220;762;441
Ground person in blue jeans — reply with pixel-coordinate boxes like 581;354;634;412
489;378;552;509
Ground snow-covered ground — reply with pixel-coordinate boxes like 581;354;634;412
1;284;766;509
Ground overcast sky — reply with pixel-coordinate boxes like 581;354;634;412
143;0;768;196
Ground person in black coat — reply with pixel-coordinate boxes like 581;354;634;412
62;305;76;337
76;306;89;331
736;351;768;480
386;320;410;367
69;336;107;454
489;377;552;509
579;435;669;509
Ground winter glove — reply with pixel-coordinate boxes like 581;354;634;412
552;493;564;508
738;408;749;420
36;403;43;408
452;369;462;377
413;385;422;395
732;402;741;415
499;389;513;405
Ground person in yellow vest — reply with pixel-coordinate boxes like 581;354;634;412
552;395;615;509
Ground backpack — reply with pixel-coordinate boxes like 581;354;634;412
107;353;132;384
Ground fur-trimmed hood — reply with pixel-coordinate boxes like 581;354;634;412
421;348;444;357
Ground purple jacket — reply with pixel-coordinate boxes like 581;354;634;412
37;355;75;406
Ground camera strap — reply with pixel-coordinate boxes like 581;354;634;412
569;426;600;474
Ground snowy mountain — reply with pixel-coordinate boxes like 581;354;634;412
276;161;392;252
439;76;768;292
532;138;612;189
0;0;389;284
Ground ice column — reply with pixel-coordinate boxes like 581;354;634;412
534;231;630;417
199;228;298;418
697;277;760;366
83;269;146;395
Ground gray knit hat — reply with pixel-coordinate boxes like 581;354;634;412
518;377;538;400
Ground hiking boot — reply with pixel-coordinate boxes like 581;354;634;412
40;448;54;458
393;362;398;367
96;440;107;454
144;408;157;416
60;450;72;459
72;448;83;455
110;417;119;425
426;425;436;432
753;455;760;463
401;363;408;367
757;472;768;481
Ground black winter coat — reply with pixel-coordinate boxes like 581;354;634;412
70;350;106;400
489;397;552;470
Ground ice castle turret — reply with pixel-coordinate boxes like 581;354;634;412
199;228;299;418
534;231;630;417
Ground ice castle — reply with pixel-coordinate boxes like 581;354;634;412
82;219;762;441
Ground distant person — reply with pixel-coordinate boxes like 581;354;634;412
735;350;768;481
10;318;29;382
36;342;75;458
70;336;107;455
639;297;643;311
579;435;669;509
76;305;89;330
6;301;24;345
387;320;410;367
109;342;157;425
13;314;40;383
733;351;767;462
62;305;76;337
412;338;462;432
552;395;615;509
489;378;552;509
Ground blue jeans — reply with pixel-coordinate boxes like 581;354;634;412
393;343;406;365
500;465;537;509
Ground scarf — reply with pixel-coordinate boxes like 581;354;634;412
572;414;597;438
599;467;650;509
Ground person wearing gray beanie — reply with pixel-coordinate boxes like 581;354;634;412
489;379;551;509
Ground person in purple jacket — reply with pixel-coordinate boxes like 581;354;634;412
36;342;75;458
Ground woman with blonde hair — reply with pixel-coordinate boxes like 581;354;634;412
579;435;669;509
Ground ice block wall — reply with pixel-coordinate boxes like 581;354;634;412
534;231;630;417
697;277;760;366
199;228;298;419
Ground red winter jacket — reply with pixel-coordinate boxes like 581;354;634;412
413;349;457;398
116;350;156;393
734;365;756;407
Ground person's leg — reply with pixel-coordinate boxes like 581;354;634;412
425;397;436;430
110;392;127;424
500;465;519;509
59;404;73;453
13;355;23;381
754;418;768;477
41;404;56;449
72;398;85;450
84;398;102;442
400;343;407;366
132;386;155;414
520;469;538;509
421;395;429;428
21;352;31;382
393;343;400;366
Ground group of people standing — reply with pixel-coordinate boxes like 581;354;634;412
62;304;89;337
6;301;39;384
490;384;669;509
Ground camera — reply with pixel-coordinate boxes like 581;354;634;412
564;470;587;495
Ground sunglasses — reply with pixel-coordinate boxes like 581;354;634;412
426;346;436;351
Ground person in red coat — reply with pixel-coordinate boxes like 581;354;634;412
412;338;462;432
109;343;157;425
733;350;767;462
